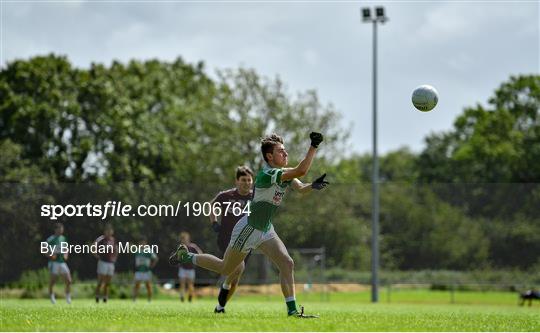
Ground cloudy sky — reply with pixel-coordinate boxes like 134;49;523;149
3;1;539;154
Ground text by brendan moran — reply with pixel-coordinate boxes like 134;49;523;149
41;242;158;255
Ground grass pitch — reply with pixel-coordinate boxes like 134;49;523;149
1;291;539;331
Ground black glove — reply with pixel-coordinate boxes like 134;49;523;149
212;221;221;233
310;132;324;148
311;173;329;190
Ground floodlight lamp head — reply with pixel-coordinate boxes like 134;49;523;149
375;6;388;23
362;8;372;22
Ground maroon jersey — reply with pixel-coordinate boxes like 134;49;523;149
180;243;202;270
213;188;252;252
94;235;118;263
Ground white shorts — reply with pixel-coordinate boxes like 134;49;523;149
97;260;115;276
178;267;195;280
48;262;70;276
228;215;277;253
134;271;152;282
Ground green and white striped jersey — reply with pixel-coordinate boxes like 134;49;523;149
135;252;157;272
247;164;292;232
46;235;67;263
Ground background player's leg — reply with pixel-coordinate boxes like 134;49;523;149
95;275;104;303
212;248;247;313
259;236;297;315
133;281;140;301
49;274;57;304
103;275;112;302
215;261;245;313
179;277;186;302
224;261;245;302
187;277;195;302
62;271;72;304
145;281;152;301
134;280;142;301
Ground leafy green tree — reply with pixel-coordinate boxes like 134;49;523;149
0;55;351;281
0;55;81;181
215;68;348;169
0;139;51;281
417;75;540;268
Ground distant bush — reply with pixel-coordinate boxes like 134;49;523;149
11;268;49;291
6;268;160;299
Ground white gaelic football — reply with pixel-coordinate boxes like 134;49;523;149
412;85;439;112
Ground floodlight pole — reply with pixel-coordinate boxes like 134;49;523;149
371;18;380;304
362;6;387;304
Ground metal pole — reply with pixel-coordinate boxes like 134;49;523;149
371;19;380;304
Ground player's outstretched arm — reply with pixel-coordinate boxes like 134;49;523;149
282;132;323;182
292;179;312;194
292;173;329;194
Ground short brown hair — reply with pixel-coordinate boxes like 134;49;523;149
261;133;284;163
236;166;254;180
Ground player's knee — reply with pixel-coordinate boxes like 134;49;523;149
288;257;295;271
237;261;246;274
281;256;294;273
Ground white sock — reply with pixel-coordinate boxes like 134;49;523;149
222;282;231;290
50;294;56;304
66;293;71;304
216;304;225;310
285;296;296;302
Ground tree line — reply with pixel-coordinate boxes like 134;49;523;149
0;55;538;282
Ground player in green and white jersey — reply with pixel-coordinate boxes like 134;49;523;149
133;237;158;302
44;222;72;304
170;132;328;317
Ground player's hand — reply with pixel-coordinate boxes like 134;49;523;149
311;173;329;190
212;221;221;233
310;132;324;148
50;254;57;260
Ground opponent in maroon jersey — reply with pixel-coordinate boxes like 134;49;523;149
208;166;253;313
93;224;118;303
178;232;202;302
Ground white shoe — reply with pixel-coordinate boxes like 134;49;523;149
66;294;72;304
50;294;56;304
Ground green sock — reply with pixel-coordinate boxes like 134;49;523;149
180;252;194;264
286;299;297;315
